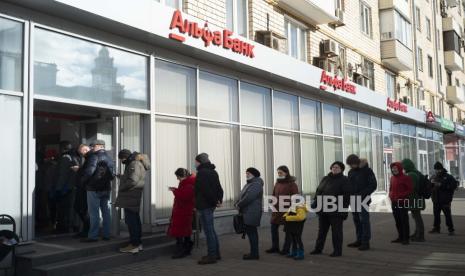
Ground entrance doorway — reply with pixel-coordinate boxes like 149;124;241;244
33;100;145;238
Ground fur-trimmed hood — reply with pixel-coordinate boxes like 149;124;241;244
135;153;151;170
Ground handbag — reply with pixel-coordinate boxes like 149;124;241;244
233;213;246;239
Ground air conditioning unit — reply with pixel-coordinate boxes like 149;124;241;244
446;0;459;7
255;30;285;50
323;39;339;57
381;32;393;40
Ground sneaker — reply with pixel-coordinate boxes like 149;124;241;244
347;241;361;248
428;229;440;234
198;255;217;265
138;244;144;251
358;243;370;251
243;254;259;260
309;249;322;255
120;244;139;254
265;248;280;254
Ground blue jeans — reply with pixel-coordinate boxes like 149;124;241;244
199;208;220;257
87;191;111;239
124;209;142;246
352;207;371;243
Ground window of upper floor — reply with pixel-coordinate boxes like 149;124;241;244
284;18;307;62
360;1;372;38
385;72;396;99
426;17;431;40
380;10;412;49
415;6;421;32
156;0;182;10
226;0;248;38
427;55;433;78
417;47;424;71
354;57;374;90
443;30;461;54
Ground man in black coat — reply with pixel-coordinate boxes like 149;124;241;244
430;162;457;235
73;144;91;238
194;153;224;265
346;155;377;251
80;140;115;242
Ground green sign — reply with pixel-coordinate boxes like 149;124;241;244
438;117;455;131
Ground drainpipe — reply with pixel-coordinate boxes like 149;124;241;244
432;0;443;113
411;0;419;103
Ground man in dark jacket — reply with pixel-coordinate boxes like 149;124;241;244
430;162;457;235
80;140;115;242
115;149;150;254
73;144;91;238
53;141;80;234
346;155;377;251
194;153;223;265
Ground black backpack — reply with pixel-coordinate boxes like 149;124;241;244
418;172;432;199
91;161;113;191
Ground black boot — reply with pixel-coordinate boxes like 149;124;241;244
183;239;194;256
172;241;187;259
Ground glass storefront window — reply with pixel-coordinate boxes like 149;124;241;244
0;95;22;231
417;127;425;138
372;131;384;191
383;132;392;149
344;109;358;125
409;125;416;137
392;122;401;134
199;71;238;122
428;140;435;173
371;116;382;130
300;98;321;133
34;28;149;109
401;124;409;136
0;17;23;92
240;82;271;127
323;137;343;172
359;128;373;165
393;134;402;161
301;134;324;194
382;119;392;132
274;131;301;189
344;125;359;156
155;60;196;116
322;103;341;136
358;112;371;128
200;121;240;208
426;129;433;139
273;91;299;130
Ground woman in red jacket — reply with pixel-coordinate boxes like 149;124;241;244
168;168;196;258
389;162;413;245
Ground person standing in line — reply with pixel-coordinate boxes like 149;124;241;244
265;165;299;255
73;144;91;238
115;149;151;253
194;153;224;265
429;162;458;235
283;196;308;260
235;167;264;261
401;159;426;242
310;161;351;257
168;168;196;259
389;162;413;245
80;139;115;242
346;154;377;251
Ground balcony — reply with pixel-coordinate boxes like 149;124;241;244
442;17;462;33
446;85;465;105
379;0;410;18
276;0;339;26
444;50;463;71
381;39;413;71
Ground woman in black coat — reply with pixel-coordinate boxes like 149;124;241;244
310;161;351;257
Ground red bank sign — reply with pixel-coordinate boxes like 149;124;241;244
319;71;357;94
169;10;255;58
386;98;408;113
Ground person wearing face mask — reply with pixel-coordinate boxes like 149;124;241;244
310;161;351;257
235;168;264;260
115;149;151;253
167;168;196;259
266;165;299;255
389;162;413;245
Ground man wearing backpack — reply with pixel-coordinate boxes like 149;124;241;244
81;140;115;242
430;162;457;235
194;153;224;265
402;159;425;242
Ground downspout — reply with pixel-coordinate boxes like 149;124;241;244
411;0;419;104
432;0;442;113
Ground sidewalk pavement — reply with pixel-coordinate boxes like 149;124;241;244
88;189;465;276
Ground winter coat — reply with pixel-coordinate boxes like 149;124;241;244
82;149;115;192
235;177;264;227
115;153;150;213
54;151;80;196
270;176;299;225
167;175;196;237
401;159;425;210
347;164;377;204
283;204;308;235
313;172;351;218
195;162;224;210
431;169;458;205
389;162;413;203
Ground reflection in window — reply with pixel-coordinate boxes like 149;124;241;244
34;28;148;109
199;71;238;122
0;17;23;92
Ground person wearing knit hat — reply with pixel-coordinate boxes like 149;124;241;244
194;153;224;265
430;161;457;235
236;167;263;260
118;149;132;161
